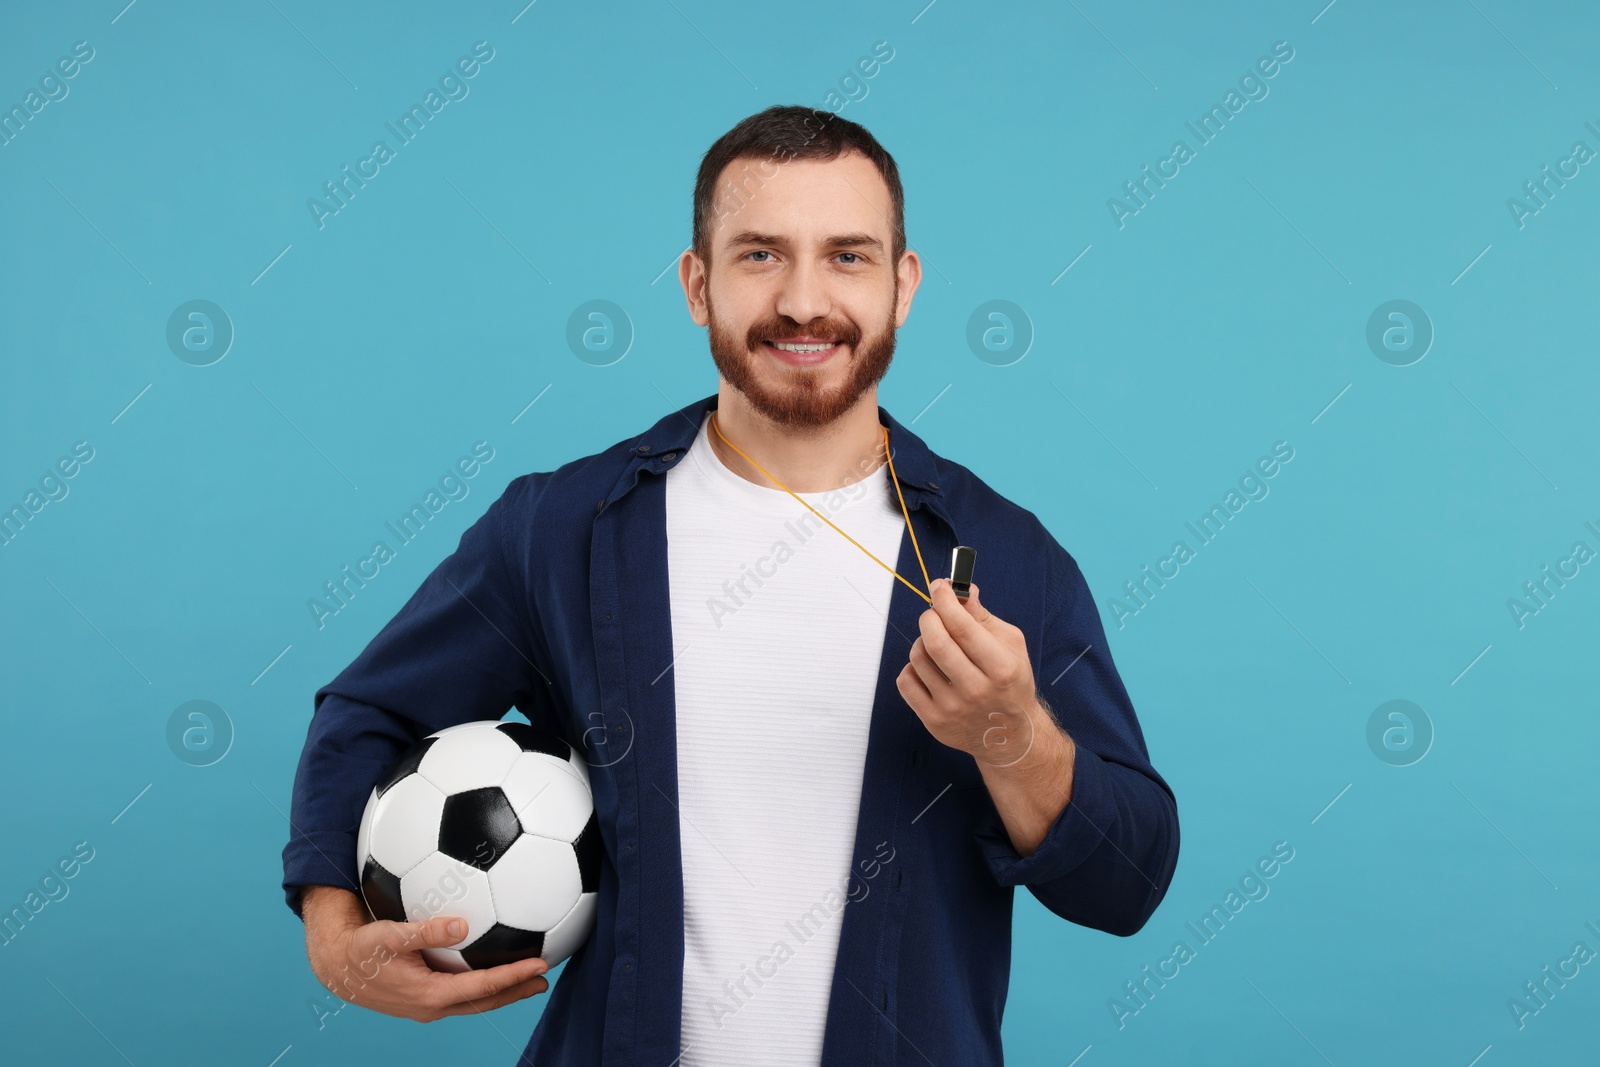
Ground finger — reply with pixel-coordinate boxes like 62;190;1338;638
966;583;1022;641
896;662;934;716
928;580;1012;679
435;976;550;1018
433;973;551;1017
908;633;979;700
963;582;995;625
375;914;467;956
915;625;988;697
918;598;992;693
347;917;418;961
908;638;958;695
430;956;550;1007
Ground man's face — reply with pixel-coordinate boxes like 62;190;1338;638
685;149;920;430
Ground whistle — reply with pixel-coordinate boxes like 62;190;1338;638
949;545;977;600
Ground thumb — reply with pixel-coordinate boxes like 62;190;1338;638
389;913;469;954
962;582;995;626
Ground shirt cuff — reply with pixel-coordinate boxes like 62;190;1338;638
281;829;361;920
972;738;1116;888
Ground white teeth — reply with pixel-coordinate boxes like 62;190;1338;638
770;342;836;353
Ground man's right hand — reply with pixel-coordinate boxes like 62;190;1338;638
301;885;551;1023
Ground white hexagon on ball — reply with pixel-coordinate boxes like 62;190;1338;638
487;834;584;933
501;755;593;842
416;723;524;795
400;852;497;960
367;774;446;878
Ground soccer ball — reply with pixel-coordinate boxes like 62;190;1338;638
355;720;600;972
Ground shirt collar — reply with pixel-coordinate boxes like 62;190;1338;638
623;391;945;500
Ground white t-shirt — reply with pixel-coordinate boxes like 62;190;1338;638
665;410;905;1065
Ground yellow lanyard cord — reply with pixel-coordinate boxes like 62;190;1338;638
710;412;935;606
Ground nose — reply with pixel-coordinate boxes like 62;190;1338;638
774;256;831;329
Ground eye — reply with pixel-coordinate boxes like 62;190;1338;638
837;252;862;264
744;250;774;262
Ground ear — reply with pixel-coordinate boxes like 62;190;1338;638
893;249;922;328
681;249;710;327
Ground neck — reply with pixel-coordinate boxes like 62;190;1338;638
709;382;886;493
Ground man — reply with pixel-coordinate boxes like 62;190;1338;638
283;105;1179;1066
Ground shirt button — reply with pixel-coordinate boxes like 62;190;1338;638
621;959;634;973
637;444;652;454
660;452;677;462
926;480;938;490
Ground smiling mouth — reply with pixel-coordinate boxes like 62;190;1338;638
761;339;843;365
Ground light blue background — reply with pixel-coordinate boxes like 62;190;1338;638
3;1;1597;1064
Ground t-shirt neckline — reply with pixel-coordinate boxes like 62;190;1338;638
686;411;891;517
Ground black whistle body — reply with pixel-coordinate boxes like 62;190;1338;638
949;545;976;599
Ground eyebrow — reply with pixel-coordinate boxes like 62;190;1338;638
724;230;884;253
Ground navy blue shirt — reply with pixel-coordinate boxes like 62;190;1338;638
282;391;1180;1065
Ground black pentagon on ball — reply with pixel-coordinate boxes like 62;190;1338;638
438;786;523;870
361;856;406;923
497;720;571;762
573;810;602;894
459;922;545;970
376;735;437;797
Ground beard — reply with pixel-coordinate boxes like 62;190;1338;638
707;280;898;430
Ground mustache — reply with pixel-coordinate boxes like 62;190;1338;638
747;317;861;349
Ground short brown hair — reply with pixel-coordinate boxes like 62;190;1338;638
692;105;906;267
